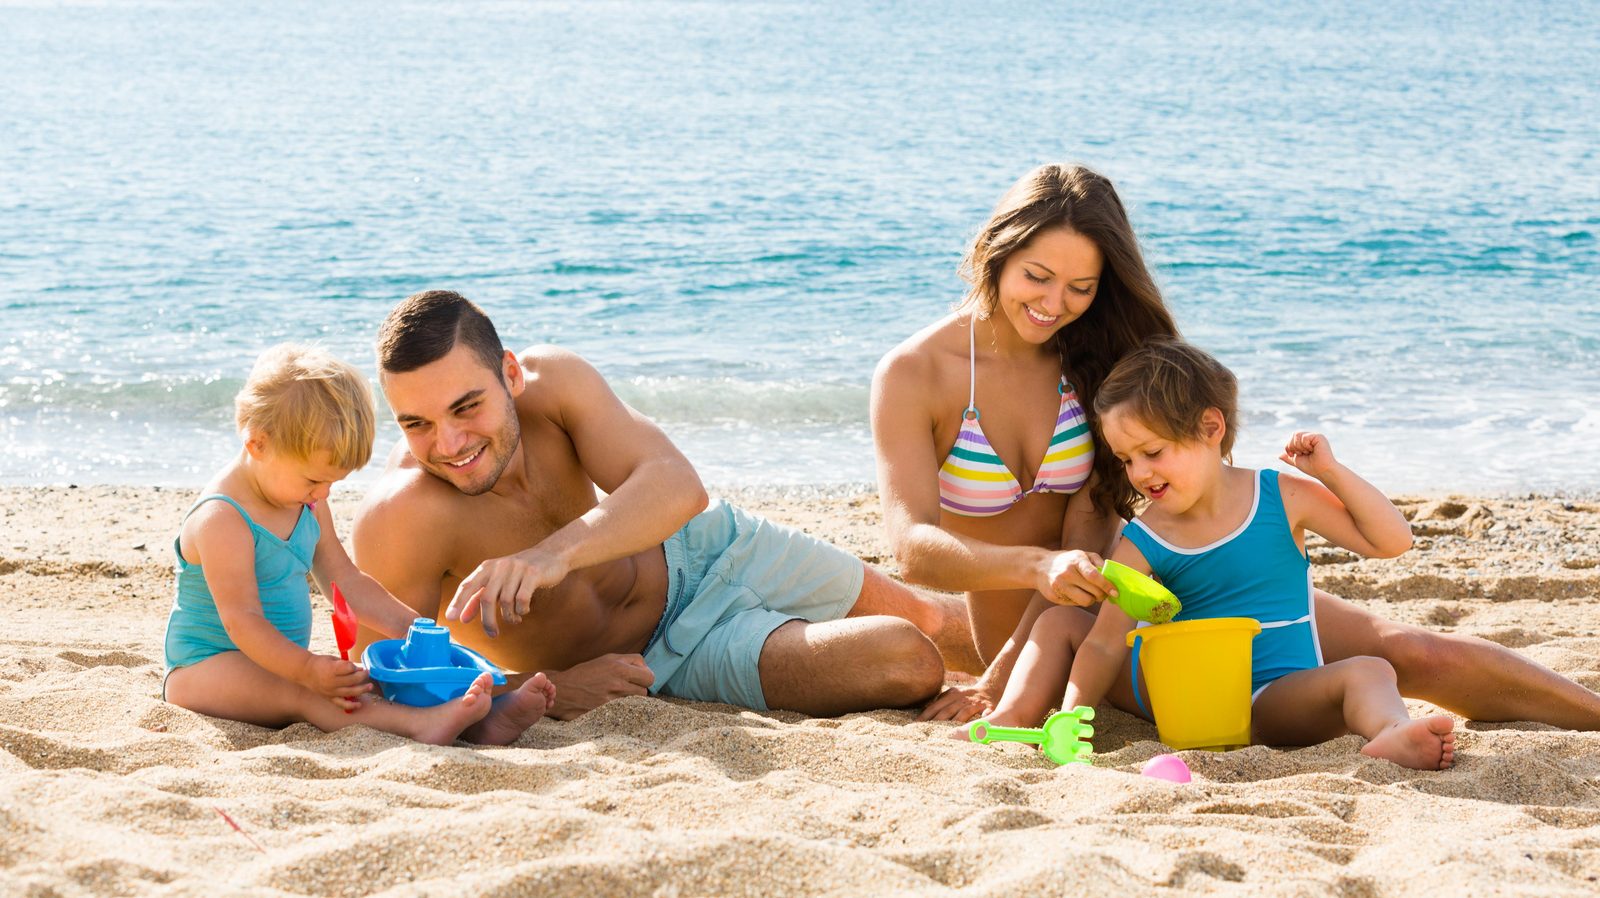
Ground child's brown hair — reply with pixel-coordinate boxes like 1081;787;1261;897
1094;339;1239;497
235;344;375;470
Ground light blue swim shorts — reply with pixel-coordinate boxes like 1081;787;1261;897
642;499;865;711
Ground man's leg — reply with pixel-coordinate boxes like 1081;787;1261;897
1314;589;1600;729
847;564;985;674
758;617;945;716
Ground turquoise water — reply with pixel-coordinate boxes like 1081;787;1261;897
3;1;1597;491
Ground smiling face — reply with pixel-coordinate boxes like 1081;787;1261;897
380;342;525;496
1099;403;1227;515
992;227;1103;345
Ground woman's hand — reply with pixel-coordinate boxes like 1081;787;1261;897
918;680;999;723
1036;549;1114;607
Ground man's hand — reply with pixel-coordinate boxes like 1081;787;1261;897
446;547;571;637
1036;549;1113;607
543;654;656;720
918;680;998;723
299;654;372;711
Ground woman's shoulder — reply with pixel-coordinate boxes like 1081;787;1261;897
873;313;967;385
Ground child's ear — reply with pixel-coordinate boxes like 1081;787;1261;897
1199;408;1227;448
243;431;269;460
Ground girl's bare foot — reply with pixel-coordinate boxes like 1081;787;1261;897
461;672;558;746
1361;715;1456;770
407;673;496;745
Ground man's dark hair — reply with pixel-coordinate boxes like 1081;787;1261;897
377;290;506;375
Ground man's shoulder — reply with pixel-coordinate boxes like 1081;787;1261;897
355;457;465;537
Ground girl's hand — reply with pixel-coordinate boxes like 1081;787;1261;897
1036;549;1114;607
301;654;372;710
1280;431;1341;479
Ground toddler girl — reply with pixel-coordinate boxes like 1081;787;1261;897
162;344;553;743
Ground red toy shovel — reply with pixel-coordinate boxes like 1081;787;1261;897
330;581;358;661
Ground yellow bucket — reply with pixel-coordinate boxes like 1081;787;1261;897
1126;618;1262;751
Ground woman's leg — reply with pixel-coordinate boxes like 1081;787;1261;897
1314;589;1600;729
967;587;1037;666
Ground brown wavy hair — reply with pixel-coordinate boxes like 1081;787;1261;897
958;164;1180;520
1094;338;1239;460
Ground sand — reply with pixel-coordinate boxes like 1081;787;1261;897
3;485;1600;896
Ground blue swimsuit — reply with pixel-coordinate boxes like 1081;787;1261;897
163;494;318;671
1122;469;1323;699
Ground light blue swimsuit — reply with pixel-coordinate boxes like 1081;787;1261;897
1122;469;1323;700
163;495;318;671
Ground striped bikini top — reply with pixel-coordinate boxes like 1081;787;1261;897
938;319;1096;517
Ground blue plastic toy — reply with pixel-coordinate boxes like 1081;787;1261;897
362;618;507;707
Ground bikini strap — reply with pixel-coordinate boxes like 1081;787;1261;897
964;312;979;420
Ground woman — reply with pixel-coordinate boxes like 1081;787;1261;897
873;163;1600;728
871;163;1176;721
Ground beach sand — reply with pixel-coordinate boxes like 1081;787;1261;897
3;485;1599;896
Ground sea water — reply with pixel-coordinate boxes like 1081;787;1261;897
3;1;1597;492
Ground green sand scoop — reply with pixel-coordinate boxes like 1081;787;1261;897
1100;559;1182;624
968;706;1095;765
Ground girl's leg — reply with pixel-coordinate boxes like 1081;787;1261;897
952;605;1096;737
165;652;498;746
1251;657;1455;770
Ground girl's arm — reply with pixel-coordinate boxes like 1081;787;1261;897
1278;432;1413;558
920;484;1121;720
1061;540;1147;710
870;348;1113;603
307;499;420;639
186;503;369;709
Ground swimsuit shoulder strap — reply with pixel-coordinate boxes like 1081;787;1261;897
965;311;978;416
184;493;255;528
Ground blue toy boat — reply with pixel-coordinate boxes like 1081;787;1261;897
363;618;507;707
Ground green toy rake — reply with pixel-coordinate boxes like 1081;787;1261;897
967;706;1095;765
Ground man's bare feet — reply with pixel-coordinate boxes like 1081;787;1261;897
407;673;496;746
1361;715;1456;770
461;673;557;746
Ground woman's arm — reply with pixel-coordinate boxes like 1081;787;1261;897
871;348;1111;604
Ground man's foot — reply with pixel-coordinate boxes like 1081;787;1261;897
409;673;496;746
1361;715;1456;770
461;673;557;746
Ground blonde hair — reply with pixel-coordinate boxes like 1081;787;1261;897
235;344;375;470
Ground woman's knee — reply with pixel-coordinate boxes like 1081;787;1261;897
1369;625;1463;681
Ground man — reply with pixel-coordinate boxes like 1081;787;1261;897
352;290;958;743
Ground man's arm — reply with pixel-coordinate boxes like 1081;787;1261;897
446;346;709;633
